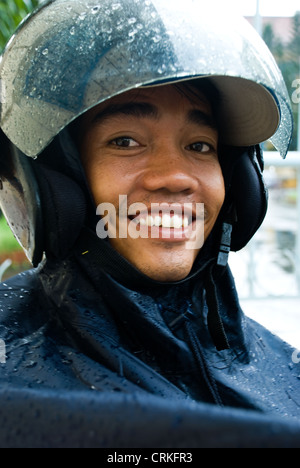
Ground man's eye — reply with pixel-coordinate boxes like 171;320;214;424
110;137;139;148
187;142;213;153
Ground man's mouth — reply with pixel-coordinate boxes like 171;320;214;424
98;200;205;248
126;206;203;244
128;204;197;229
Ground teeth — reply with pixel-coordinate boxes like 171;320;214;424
162;214;172;228
139;217;147;226
147;215;155;227
171;214;182;229
137;214;190;228
183;216;189;228
154;215;162;227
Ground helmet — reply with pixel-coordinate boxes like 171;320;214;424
0;0;293;265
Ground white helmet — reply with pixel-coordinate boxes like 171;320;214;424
0;0;293;158
0;0;294;264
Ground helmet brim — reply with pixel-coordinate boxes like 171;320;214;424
0;0;292;158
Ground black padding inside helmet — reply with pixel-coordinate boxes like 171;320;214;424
36;165;87;260
220;145;268;252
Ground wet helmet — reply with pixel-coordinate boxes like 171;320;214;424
0;0;293;266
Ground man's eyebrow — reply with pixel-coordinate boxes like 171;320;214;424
91;101;218;131
187;109;218;131
92;102;159;124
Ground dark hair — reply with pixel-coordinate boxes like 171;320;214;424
173;78;221;131
69;77;221;147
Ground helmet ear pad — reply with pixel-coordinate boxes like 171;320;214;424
35;164;88;261
219;145;268;252
0;131;88;265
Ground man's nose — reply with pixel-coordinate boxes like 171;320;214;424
140;144;199;194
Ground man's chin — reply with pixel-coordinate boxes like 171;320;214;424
109;239;199;282
133;260;194;283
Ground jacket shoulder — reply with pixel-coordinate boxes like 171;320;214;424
0;268;49;335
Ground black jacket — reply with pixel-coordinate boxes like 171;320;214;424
0;227;300;448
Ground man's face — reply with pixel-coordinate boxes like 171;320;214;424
80;84;225;282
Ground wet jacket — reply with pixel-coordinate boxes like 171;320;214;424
0;226;300;448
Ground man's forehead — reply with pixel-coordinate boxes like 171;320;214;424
85;83;214;122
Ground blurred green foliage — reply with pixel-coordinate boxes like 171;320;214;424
0;0;39;53
0;216;20;253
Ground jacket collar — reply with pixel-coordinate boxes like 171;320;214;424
74;226;217;293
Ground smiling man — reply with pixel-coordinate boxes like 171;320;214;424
80;84;224;281
0;0;300;449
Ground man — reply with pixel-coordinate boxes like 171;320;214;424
0;0;299;448
79;83;224;282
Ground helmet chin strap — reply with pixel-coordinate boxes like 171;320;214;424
217;223;233;268
217;202;237;268
204;261;230;351
202;206;237;352
203;209;236;351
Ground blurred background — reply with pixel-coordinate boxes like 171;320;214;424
0;0;300;348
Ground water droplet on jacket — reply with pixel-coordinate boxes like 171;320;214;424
25;360;37;368
128;17;137;25
112;3;121;11
91;5;100;14
152;35;162;44
62;358;72;365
